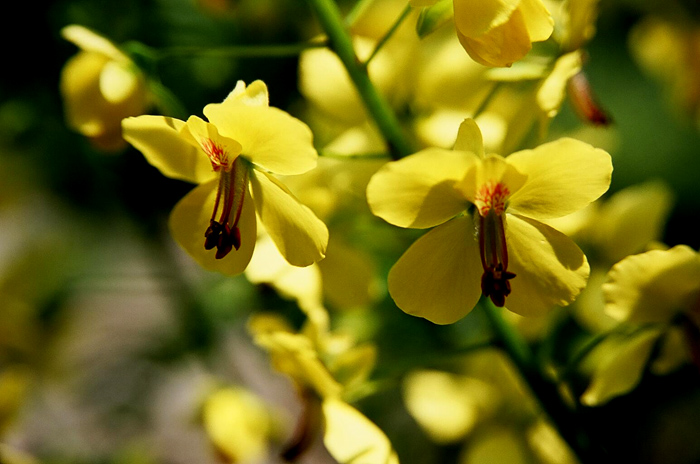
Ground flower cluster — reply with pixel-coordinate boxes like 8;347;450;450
39;0;700;463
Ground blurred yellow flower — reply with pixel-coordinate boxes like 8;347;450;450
581;245;700;405
367;119;611;323
453;0;554;67
60;25;150;152
402;349;578;463
122;80;328;275
248;305;398;464
629;16;700;123
201;386;276;463
544;180;673;332
604;245;700;327
245;156;383;312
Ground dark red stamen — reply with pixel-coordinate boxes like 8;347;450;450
204;156;248;259
478;210;516;307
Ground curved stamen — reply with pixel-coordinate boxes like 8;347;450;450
203;153;249;259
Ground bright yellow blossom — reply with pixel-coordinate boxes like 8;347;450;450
453;0;554;67
122;80;328;275
367;119;611;324
60;25;150;151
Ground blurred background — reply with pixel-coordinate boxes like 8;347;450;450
1;0;699;463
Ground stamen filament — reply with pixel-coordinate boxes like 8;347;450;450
478;210;516;307
204;156;249;259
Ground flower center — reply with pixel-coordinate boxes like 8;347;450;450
203;138;232;172
474;181;510;216
475;182;516;307
204;154;249;259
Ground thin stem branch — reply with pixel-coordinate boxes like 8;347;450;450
480;298;607;463
363;3;412;67
125;40;327;62
305;0;414;159
471;81;502;119
345;0;376;26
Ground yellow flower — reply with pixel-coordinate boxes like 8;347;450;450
248;306;398;464
629;16;700;122
60;25;150;152
581;245;700;405
367;119;611;323
544;180;673;333
603;245;700;327
122;80;328;275
245;156;383;311
453;0;554;67
202;386;277;463
402;350;578;463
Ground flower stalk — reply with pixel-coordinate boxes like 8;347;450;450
305;0;414;159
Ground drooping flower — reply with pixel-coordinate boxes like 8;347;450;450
453;0;554;67
248;304;398;464
367;119;611;324
60;25;150;151
122;80;328;275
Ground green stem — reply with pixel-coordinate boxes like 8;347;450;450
305;0;414;159
480;298;606;463
363;3;412;67
471;81;502;119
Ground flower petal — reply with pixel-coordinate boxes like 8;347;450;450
537;51;582;118
506;138;612;219
169;179;257;275
249;170;328;267
580;329;662;406
122;115;215;183
454;154;527;211
456;9;533;67
245;229;324;312
322;398;399;464
367;148;477;229
203;104;317;175
256;331;342;398
184;115;243;170
202;387;271;463
603;246;700;324
453;118;485;156
504;214;589;316
388;216;483;324
222;80;269;107
453;0;520;37
61;25;128;62
518;0;554;42
592;180;673;264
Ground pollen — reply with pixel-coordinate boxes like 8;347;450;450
474;181;510;216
